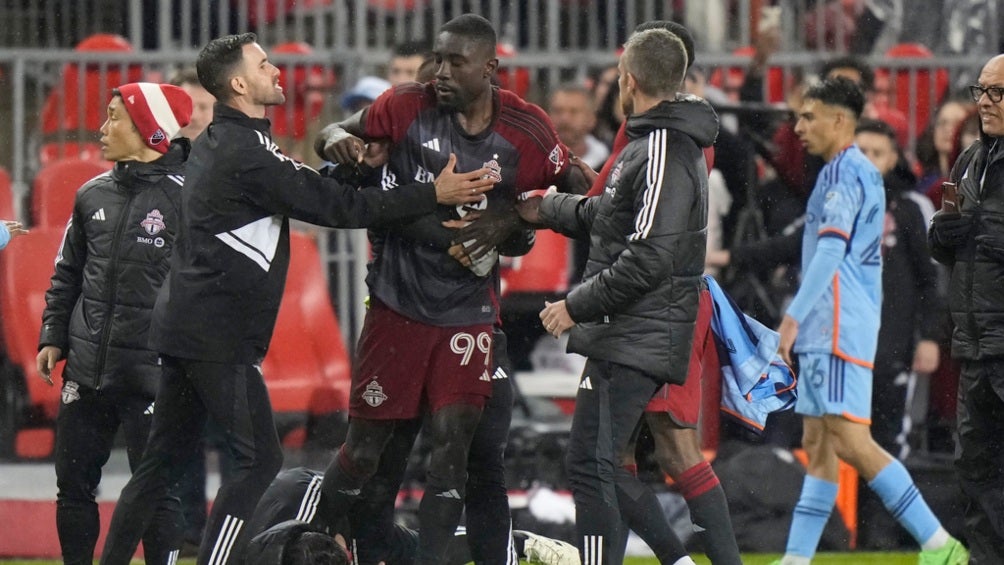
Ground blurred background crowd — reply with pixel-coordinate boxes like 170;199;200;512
1;0;1003;555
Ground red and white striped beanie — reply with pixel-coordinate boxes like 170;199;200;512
116;82;193;154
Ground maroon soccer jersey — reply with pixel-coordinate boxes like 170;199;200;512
362;83;569;326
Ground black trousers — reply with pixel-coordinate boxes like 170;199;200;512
956;359;1004;565
54;383;183;565
352;330;517;565
100;356;283;565
566;358;660;565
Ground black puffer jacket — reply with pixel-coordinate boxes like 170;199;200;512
930;134;1004;360
39;141;188;396
540;95;718;383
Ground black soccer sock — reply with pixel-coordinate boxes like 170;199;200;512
677;462;741;565
318;445;368;533
616;464;689;564
415;483;467;565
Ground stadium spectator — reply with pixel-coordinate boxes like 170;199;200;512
386;40;429;86
547;83;609;171
98;32;494;565
774;77;967;565
340;76;391;114
169;66;215;139
916;97;976;211
929;53;1004;565
36;81;193;565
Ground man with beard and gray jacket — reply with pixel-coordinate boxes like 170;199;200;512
516;28;718;565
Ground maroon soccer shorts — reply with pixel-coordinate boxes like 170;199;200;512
645;288;715;428
350;300;493;419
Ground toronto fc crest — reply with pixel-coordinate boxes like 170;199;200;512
61;381;80;405
362;378;388;407
141;209;166;236
482;156;503;183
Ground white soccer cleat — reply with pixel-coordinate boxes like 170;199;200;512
518;530;581;565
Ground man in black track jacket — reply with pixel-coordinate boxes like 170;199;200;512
100;33;494;565
519;29;717;565
37;81;193;565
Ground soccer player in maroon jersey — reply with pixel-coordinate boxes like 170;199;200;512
314;14;588;564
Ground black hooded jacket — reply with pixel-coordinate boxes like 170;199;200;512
150;104;437;364
540;95;719;382
930;132;1004;360
39;141;189;396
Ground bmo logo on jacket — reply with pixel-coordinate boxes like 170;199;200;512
137;209;166;248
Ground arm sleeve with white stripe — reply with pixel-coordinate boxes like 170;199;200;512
566;135;699;323
242;132;438;229
39;203;88;351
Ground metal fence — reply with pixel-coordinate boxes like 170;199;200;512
0;0;827;52
0;0;998;342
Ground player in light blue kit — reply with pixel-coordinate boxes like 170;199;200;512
772;77;968;565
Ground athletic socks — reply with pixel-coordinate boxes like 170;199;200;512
867;459;943;548
415;483;466;565
784;475;838;559
676;461;742;565
616;464;689;564
317;445;368;532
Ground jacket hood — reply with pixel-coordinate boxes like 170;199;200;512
625;94;719;148
112;137;189;186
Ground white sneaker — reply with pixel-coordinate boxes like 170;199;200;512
517;530;581;565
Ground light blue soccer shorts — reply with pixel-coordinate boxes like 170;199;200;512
795;353;873;424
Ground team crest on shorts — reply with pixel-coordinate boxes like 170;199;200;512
362;378;388;407
61;381;80;405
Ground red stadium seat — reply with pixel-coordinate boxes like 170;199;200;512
496;42;531;98
876;43;949;138
238;0;335;26
32;158;111;228
261;231;351;444
38;141;105;168
0;227;67;458
708;46;786;104
38;34;142;166
0;167;15;220
268;42;336;142
500;229;569;296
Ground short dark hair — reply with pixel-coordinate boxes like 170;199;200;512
282;532;347;565
393;40;430;58
855;118;897;144
439;14;497;53
804;76;866;119
169;66;201;88
633;20;696;71
623;28;687;96
820;56;874;91
196;32;257;101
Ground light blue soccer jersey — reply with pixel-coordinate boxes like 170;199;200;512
795;144;884;366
